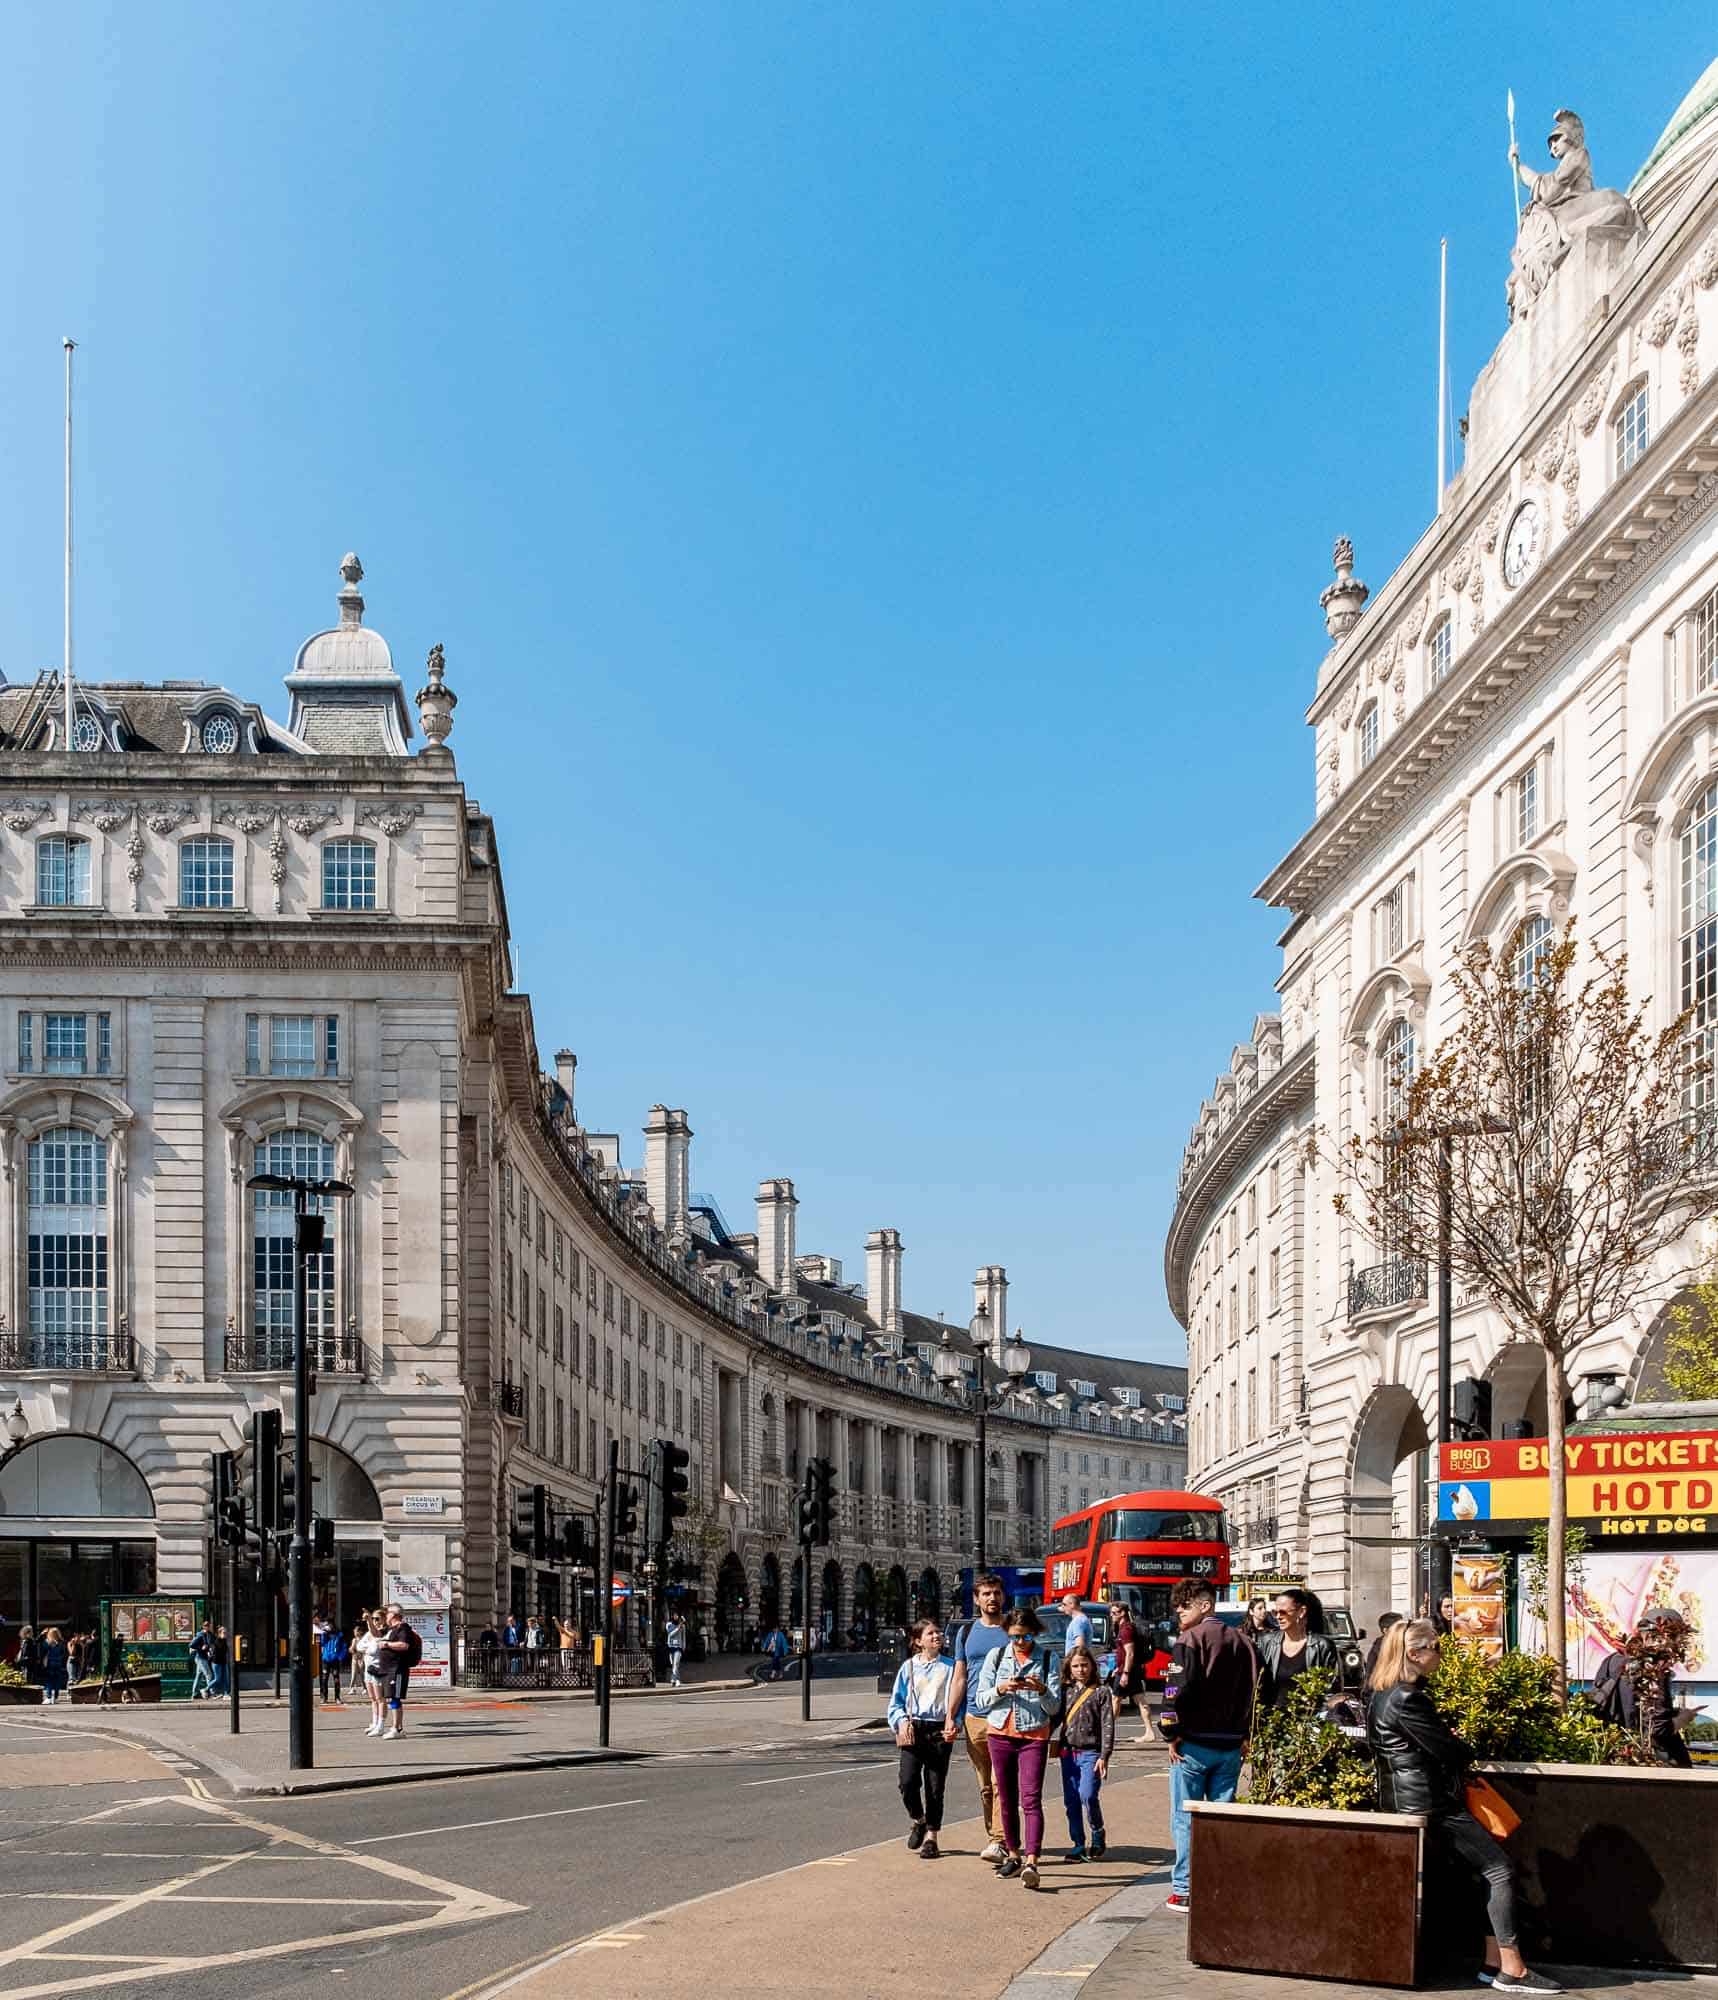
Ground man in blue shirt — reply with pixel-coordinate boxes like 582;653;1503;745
1060;1592;1094;1655
948;1573;1011;1862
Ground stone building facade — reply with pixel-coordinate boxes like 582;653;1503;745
1167;59;1718;1629
0;559;1186;1650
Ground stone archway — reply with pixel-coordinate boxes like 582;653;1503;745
1486;1340;1550;1436
716;1552;748;1652
1348;1386;1431;1635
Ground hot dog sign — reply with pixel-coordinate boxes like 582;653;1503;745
1440;1430;1718;1535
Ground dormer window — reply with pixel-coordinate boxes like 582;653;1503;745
1614;380;1650;476
200;711;240;754
1071;1377;1098;1398
1358;702;1380;767
69;714;104;752
1033;1370;1059;1394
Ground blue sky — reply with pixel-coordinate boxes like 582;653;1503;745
2;7;1711;1360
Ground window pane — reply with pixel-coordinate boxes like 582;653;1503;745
270;1016;317;1077
324;1015;339;1074
322;841;376;910
17;1012;32;1072
37;836;91;908
180;837;235;909
252;1129;336;1363
1696;589;1718;697
27;1128;109;1362
1615;386;1650;475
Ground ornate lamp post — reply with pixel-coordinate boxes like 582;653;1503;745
934;1307;1031;1578
0;1398;30;1471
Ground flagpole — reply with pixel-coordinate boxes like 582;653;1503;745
64;337;75;751
1436;238;1448;512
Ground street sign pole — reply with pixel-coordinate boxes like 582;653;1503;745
598;1436;619;1748
288;1190;315;1771
800;1534;813;1722
227;1544;241;1735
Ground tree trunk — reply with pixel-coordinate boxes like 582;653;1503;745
1544;1345;1571;1694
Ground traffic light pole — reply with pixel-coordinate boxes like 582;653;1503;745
598;1436;619;1748
227;1544;241;1735
799;1534;813;1722
289;1189;315;1772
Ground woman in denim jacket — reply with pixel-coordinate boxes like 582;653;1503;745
974;1604;1062;1889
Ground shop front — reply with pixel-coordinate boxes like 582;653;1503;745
0;1436;158;1654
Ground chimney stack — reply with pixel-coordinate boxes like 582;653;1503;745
973;1265;1009;1364
554;1050;577;1115
756;1179;798;1294
865;1228;904;1334
644;1106;692;1235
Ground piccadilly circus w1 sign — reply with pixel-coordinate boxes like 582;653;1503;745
1439;1430;1718;1537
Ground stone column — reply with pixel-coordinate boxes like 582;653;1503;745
865;1422;884;1539
798;1401;816;1481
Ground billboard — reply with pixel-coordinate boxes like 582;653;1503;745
1440;1431;1718;1536
1515;1546;1718;1683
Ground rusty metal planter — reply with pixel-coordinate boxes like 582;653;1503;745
1188;1801;1427;1987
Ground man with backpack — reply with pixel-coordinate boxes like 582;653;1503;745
379;1603;423;1739
189;1620;217;1700
319;1620;350;1703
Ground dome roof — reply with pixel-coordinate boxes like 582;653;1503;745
1630;54;1718;223
292;552;396;682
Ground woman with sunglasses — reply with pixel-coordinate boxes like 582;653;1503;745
1367;1619;1561;1995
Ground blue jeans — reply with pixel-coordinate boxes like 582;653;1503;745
190;1656;215;1698
1169;1740;1244;1895
1061;1748;1105;1848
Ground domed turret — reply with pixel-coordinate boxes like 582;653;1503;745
1630;54;1718;227
284;553;413;754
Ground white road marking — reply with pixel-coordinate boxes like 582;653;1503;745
741;1764;876;1787
351;1796;645;1844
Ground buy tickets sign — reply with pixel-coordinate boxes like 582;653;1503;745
1440;1430;1718;1536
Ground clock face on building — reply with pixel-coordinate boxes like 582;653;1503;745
1502;500;1543;587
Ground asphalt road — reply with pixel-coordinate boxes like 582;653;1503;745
0;1711;926;2000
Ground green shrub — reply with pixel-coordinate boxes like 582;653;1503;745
1244;1668;1377;1810
1427;1640;1645;1766
0;1658;28;1689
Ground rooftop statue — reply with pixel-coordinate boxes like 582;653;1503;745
1506;108;1643;321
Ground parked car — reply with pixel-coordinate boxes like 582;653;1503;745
942;1602;1118;1688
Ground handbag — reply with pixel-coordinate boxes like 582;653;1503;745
1050;1681;1098;1759
1464;1774;1521;1839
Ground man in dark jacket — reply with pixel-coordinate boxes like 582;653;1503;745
1159;1579;1257;1913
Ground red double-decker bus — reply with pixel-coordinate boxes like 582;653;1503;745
1047;1489;1230;1680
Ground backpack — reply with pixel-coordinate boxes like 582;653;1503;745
398;1623;424;1668
321;1631;349;1666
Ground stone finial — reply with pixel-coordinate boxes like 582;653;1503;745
337;553;365;630
1319;535;1370;642
415;641;458;755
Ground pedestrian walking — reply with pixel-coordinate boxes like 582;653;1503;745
1244;1598;1274;1641
1056;1643;1115;1861
211;1625;230;1697
1058;1591;1093;1654
1368;1618;1562;1993
189;1620;217;1700
887;1617;957;1860
948;1571;1011;1863
1109;1600;1150;1740
974;1604;1062;1890
319;1620;349;1703
665;1612;687;1687
379;1603;422;1739
1256;1588;1340;1710
1160;1578;1256;1915
358;1610;389;1734
39;1627;69;1703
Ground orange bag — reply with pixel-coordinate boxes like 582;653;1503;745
1465;1775;1521;1839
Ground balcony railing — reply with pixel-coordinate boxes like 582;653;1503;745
224;1327;367;1376
1640;1106;1718;1192
1348;1256;1427;1317
1245;1515;1279;1547
0;1325;135;1374
496;1377;527;1420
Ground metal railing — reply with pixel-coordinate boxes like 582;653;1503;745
1639;1107;1718;1191
0;1325;135;1374
1347;1256;1427;1317
1245;1515;1279;1547
223;1327;367;1376
497;1377;527;1420
460;1634;654;1691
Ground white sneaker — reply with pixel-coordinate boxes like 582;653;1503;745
980;1839;1004;1863
365;1722;383;1736
385;1727;403;1739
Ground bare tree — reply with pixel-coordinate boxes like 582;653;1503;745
1332;924;1714;1681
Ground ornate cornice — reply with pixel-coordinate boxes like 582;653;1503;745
1163;1040;1316;1326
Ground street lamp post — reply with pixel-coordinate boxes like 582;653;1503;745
934;1308;1031;1583
246;1170;355;1773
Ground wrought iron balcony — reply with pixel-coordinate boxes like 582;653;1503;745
1638;1107;1718;1192
497;1376;527;1421
1348;1256;1427;1318
224;1328;367;1376
1246;1515;1279;1547
0;1325;135;1374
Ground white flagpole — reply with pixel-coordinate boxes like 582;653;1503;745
1436;238;1449;511
64;337;75;750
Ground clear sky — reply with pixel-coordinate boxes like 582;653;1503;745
2;7;1712;1361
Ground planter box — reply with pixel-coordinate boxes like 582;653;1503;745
1189;1801;1426;1988
0;1684;44;1706
66;1676;163;1706
1482;1761;1718;1970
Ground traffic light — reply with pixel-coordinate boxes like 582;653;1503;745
560;1512;593;1566
1451;1377;1493;1443
802;1455;836;1545
660;1440;691;1532
644;1442;665;1554
532;1484;549;1562
277;1447;297;1530
312;1515;335;1560
213;1451;247;1549
616;1482;640;1540
252;1408;283;1535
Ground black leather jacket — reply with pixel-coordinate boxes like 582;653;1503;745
1365;1680;1472;1816
1255;1629;1341;1707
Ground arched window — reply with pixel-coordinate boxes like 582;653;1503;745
252;1129;336;1368
1379;1018;1416;1127
1682;781;1718;1111
36;835;91;908
179;836;235;909
1615;380;1650;476
0;1435;152;1518
27;1127;109;1367
321;840;376;911
1511;913;1554;988
1358;703;1380;767
1429;617;1454;687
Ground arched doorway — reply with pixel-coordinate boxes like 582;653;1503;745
1349;1386;1431;1634
758;1552;783;1633
820;1560;842;1646
0;1435;156;1644
915;1567;942;1621
716;1553;748;1652
852;1562;877;1645
230;1437;384;1670
884;1563;910;1625
1487;1340;1550;1437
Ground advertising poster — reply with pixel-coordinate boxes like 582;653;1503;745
1515;1547;1718;1681
102;1596;205;1697
386;1573;452;1688
1440;1430;1718;1533
1450;1552;1507;1660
